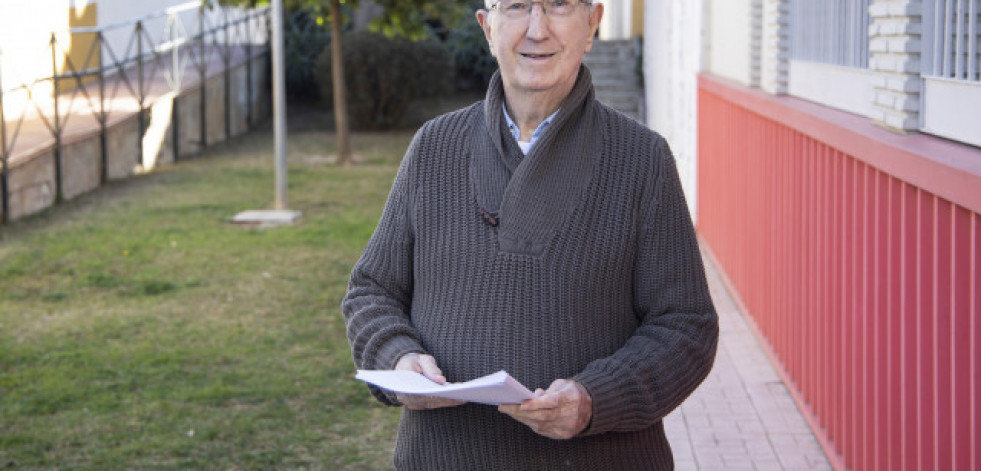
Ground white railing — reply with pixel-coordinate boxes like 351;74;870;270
789;0;870;69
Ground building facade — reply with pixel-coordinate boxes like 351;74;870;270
643;0;980;470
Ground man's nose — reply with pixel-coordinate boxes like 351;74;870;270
525;3;549;39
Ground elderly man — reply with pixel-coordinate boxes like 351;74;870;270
341;1;719;469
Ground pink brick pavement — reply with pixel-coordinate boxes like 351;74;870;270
664;249;835;471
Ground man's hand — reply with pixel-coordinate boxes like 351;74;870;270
498;379;592;440
393;353;466;410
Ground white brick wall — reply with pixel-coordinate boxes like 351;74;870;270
869;0;923;132
750;0;763;87
760;0;789;94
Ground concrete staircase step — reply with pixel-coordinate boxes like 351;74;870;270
597;100;640;112
585;63;636;75
593;79;641;93
596;95;640;108
582;39;644;122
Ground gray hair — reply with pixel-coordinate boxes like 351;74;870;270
484;0;595;8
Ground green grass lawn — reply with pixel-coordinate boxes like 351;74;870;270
0;106;433;469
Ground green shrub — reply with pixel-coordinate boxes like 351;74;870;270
446;22;496;91
284;10;332;100
445;6;497;91
412;38;455;98
315;31;455;130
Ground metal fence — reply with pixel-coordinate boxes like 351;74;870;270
0;1;270;223
924;0;981;81
789;0;870;68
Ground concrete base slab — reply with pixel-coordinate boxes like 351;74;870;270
231;209;301;228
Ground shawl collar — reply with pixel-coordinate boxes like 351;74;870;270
471;65;600;256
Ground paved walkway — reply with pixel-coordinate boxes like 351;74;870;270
664;250;834;471
2;46;256;167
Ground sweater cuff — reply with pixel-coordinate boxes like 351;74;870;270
573;369;628;436
373;335;427;371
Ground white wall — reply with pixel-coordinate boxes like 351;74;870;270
706;0;754;86
0;0;210;90
96;0;193;27
0;0;69;89
600;0;633;39
644;0;702;220
96;0;224;66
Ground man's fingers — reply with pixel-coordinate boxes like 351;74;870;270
397;393;464;410
517;386;565;411
497;379;592;440
392;354;467;410
417;355;446;383
395;353;447;384
515;408;560;424
394;353;423;373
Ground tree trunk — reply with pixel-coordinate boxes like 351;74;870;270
331;0;352;167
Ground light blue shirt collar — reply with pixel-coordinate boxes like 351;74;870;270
503;104;560;155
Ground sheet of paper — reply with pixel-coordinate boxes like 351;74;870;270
355;369;535;405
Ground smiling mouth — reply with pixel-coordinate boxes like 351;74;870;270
521;53;555;59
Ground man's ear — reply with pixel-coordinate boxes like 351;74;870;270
476;9;497;57
584;3;604;53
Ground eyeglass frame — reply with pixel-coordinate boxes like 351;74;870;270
488;0;594;18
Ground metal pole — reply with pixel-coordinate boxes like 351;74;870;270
224;8;231;140
270;0;287;210
51;33;63;202
245;10;253;127
229;1;297;227
171;13;180;91
170;12;181;162
0;48;8;223
199;6;207;147
98;32;108;183
137;21;146;167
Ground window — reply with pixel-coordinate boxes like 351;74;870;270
790;0;870;68
787;0;874;118
921;0;981;146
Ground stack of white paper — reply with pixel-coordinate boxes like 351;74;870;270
355;369;535;405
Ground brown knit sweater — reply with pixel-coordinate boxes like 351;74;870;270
342;66;718;470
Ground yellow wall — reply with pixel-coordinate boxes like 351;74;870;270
62;3;99;92
632;0;644;37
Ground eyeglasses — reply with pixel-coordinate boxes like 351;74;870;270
490;0;592;19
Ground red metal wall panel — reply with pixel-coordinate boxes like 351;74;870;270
697;75;981;471
953;206;973;471
919;193;937;471
971;214;981;469
901;183;918;471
